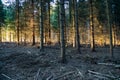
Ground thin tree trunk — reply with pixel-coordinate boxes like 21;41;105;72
24;0;27;45
74;0;81;53
16;0;20;45
48;0;51;42
60;0;66;63
57;0;60;44
32;0;35;45
72;0;76;47
90;0;95;52
40;0;44;51
69;0;72;23
105;0;113;58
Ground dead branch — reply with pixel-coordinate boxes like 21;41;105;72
1;74;14;80
92;74;107;79
53;71;75;80
88;70;116;79
115;65;120;68
98;63;120;68
98;63;115;66
108;71;115;78
46;75;53;80
34;68;42;80
75;68;84;78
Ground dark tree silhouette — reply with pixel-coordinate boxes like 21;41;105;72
60;0;66;63
40;0;44;51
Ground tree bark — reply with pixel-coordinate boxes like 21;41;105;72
32;0;35;45
48;0;51;42
60;0;66;63
57;0;60;44
90;0;95;52
16;0;20;45
105;0;113;58
74;0;81;53
40;0;44;51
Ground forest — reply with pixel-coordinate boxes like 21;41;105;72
0;0;120;80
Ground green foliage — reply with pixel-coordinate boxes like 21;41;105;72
78;0;89;26
4;5;15;30
94;0;107;24
50;10;58;30
0;0;4;24
114;0;120;26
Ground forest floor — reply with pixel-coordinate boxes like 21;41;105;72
0;42;120;80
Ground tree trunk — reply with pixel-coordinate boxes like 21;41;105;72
74;0;81;53
105;0;113;58
90;0;95;52
72;0;76;47
48;0;51;42
40;0;44;51
60;0;66;63
32;0;35;45
57;0;60;44
16;0;20;45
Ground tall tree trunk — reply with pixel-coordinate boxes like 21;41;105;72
32;0;35;45
74;0;81;53
72;0;76;47
24;0;27;45
60;0;66;63
90;0;95;52
57;0;60;44
69;0;72;24
40;0;44;51
48;0;51;42
16;0;20;45
105;0;113;58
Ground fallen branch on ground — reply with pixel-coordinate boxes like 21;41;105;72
98;63;120;68
88;70;116;79
1;74;14;80
34;68;42;80
75;68;84;79
53;71;75;80
46;75;53;80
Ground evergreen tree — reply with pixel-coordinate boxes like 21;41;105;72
89;0;95;52
74;0;81;53
105;0;113;58
16;0;20;45
60;0;66;63
40;0;44;51
0;0;4;42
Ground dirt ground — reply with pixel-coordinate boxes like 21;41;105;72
0;42;120;80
